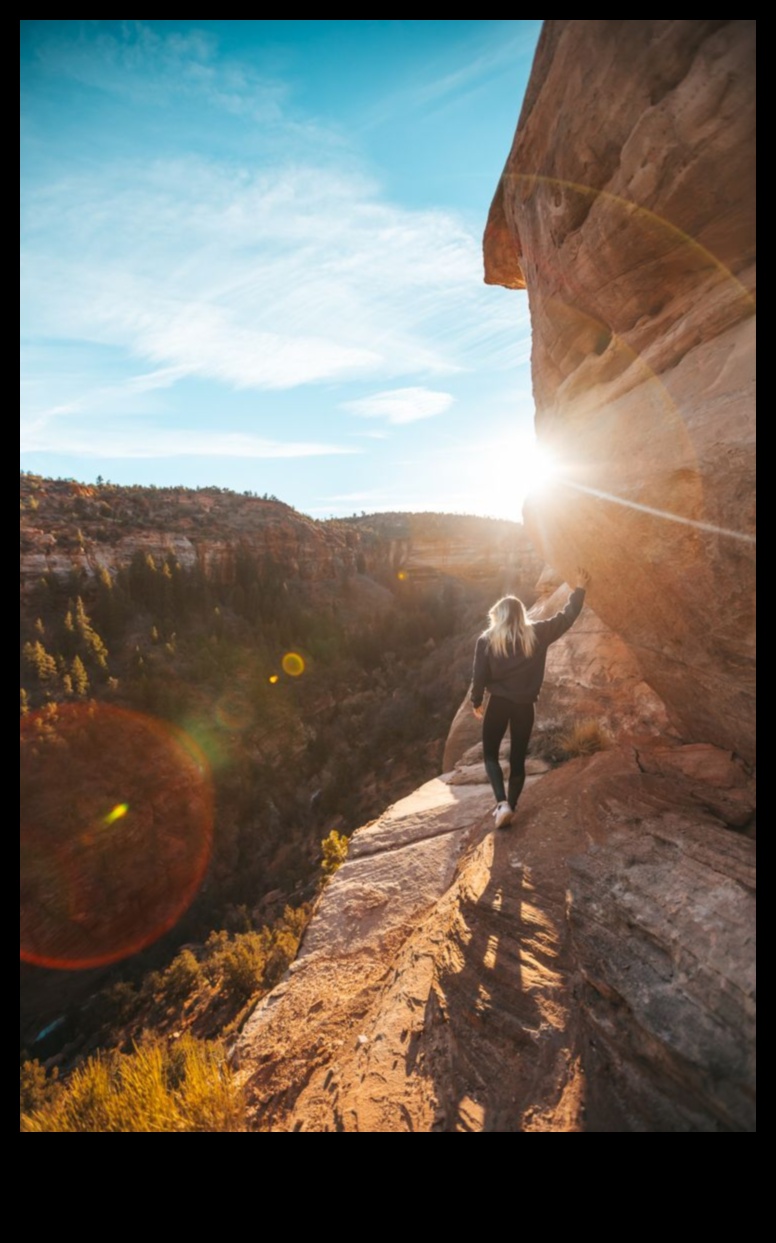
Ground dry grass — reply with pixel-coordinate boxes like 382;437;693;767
20;1034;244;1133
534;717;611;764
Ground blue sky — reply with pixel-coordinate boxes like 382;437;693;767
20;20;542;519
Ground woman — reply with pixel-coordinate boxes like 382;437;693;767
470;570;590;829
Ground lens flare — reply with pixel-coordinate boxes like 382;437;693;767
20;703;214;970
268;674;279;684
103;803;128;826
281;652;305;677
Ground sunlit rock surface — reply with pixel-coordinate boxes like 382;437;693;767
484;20;756;760
233;739;754;1132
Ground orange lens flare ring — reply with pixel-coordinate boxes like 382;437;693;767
281;652;305;677
20;703;214;970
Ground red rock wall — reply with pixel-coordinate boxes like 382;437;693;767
484;21;756;759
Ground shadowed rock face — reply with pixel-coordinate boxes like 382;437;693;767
233;741;754;1132
484;20;756;760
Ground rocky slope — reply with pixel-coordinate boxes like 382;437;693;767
234;730;754;1132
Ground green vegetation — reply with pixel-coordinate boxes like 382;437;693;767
20;904;312;1131
20;1058;59;1115
320;829;349;879
200;905;310;1001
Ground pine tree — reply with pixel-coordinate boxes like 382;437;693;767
23;641;58;684
71;655;89;697
74;597;109;670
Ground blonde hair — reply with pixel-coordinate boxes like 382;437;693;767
485;595;537;659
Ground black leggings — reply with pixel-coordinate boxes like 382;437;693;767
482;696;535;809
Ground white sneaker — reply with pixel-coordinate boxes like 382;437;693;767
494;801;513;830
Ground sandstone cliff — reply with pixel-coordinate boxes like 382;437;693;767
485;19;756;761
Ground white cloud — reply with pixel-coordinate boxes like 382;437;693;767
20;25;533;471
343;386;454;425
20;421;361;460
361;22;539;127
21;158;525;406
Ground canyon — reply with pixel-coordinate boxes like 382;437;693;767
20;20;755;1132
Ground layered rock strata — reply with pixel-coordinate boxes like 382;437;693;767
20;477;542;600
484;20;756;760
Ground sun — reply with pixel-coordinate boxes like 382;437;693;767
466;433;560;521
515;436;558;495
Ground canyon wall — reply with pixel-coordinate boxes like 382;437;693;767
20;477;542;601
484;20;756;760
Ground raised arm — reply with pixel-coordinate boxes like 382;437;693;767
575;567;591;590
536;569;590;645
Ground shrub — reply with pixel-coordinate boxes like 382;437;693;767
160;948;202;1002
320;829;349;878
20;1035;244;1133
203;905;311;1000
555;718;611;760
90;979;139;1028
20;1059;60;1115
210;931;268;1000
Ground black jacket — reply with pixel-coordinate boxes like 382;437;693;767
470;588;585;709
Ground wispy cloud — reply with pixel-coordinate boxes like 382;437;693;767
20;421;361;460
405;29;534;110
362;22;540;127
22;158;523;407
30;21;287;122
343;386;454;425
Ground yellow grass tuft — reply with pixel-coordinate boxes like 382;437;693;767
555;717;611;759
20;1034;244;1133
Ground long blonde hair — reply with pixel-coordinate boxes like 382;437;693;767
485;595;537;658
